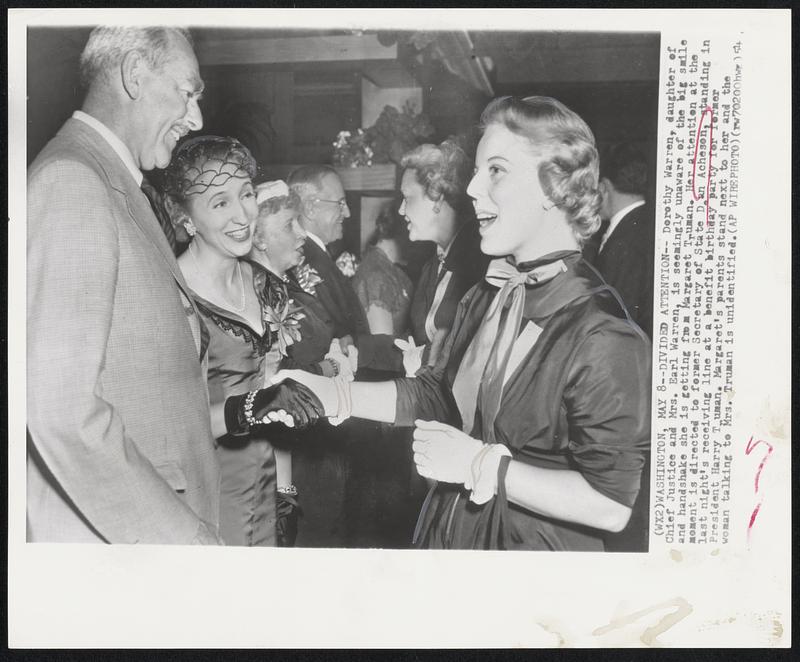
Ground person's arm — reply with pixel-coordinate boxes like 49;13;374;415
504;328;649;531
412;325;650;533
504;463;632;532
27;160;219;544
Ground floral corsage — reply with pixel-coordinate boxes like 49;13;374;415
264;298;305;357
293;259;323;296
335;251;359;278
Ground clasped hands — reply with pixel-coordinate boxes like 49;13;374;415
224;378;325;434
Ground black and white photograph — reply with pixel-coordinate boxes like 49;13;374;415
8;8;790;648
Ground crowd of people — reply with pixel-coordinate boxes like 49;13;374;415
27;25;653;551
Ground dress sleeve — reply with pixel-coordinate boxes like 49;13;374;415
393;288;477;427
564;326;652;507
352;261;397;316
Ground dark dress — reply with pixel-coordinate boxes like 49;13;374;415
357;219;489;373
278;259;357;547
190;265;282;547
395;251;652;551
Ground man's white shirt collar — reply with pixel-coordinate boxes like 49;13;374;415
72;110;143;187
305;230;328;253
599;199;646;252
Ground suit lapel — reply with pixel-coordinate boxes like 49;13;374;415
68;119;207;357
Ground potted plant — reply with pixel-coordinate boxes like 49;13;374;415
333;101;434;191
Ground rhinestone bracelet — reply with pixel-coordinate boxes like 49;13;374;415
243;389;274;426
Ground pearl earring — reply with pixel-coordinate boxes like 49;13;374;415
184;219;197;237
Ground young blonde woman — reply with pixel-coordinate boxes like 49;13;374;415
273;97;651;551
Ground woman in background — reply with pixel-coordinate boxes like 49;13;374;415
352;204;412;338
248;180;353;546
395;139;489;374
273;97;651;551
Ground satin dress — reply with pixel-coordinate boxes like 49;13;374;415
190;266;282;547
395;251;652;551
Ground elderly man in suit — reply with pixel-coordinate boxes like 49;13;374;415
285;165;374;547
585;142;655;339
27;26;222;544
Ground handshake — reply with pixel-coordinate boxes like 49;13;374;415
224;378;325;434
224;339;357;434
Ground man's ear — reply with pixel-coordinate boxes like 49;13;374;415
598;177;610;198
300;198;316;222
120;50;146;100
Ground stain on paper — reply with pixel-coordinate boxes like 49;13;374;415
592;597;693;646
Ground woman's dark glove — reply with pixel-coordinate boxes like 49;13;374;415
224;378;324;435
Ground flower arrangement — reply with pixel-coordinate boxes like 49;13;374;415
332;101;435;168
332;129;374;168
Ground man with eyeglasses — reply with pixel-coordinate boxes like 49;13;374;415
289;165;370;348
287;164;370;547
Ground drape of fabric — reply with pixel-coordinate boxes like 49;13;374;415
394;252;652;550
451;255;568;443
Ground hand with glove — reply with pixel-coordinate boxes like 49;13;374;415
223;378;325;435
269;369;340;418
323;338;355;381
393;335;424;378
412;419;511;504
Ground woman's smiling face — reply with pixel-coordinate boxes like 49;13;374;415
466;123;550;261
184;172;258;258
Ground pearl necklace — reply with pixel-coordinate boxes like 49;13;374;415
189;242;247;313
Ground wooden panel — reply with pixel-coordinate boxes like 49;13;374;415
196;34;397;67
335;164;397;192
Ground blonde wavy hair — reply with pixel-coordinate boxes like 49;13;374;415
400;138;475;220
479;96;602;244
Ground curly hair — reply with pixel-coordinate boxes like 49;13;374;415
400;138;474;220
479;96;602;244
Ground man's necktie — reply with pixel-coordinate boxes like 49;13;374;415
141;176;178;254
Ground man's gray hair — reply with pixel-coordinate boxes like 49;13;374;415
79;26;193;90
287;163;338;200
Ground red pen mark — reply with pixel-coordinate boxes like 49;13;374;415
691;105;714;226
744;435;774;541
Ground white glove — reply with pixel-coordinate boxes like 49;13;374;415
393;335;425;378
325;339;355;382
345;344;358;374
412;419;510;504
271;369;338;418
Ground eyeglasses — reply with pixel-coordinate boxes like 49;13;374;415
314;198;349;212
